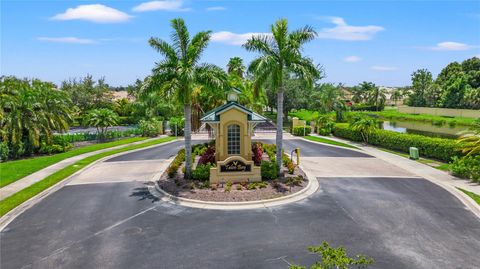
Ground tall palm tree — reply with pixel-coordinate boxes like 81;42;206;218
227;57;246;78
244;18;320;170
147;18;226;178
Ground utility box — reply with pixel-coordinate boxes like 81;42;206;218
409;147;419;160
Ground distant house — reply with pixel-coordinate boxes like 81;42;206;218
110;90;135;101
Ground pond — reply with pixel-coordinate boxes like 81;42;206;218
379;120;468;139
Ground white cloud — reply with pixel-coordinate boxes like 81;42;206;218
371;65;397;71
430;41;473;51
344;56;361;62
37;37;96;44
206;6;226;11
317;17;384;41
51;4;131;23
211;31;270;46
132;0;189;12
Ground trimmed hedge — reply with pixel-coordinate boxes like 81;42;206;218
332;123;464;162
292;126;312;136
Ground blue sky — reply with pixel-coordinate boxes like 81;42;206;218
1;0;479;87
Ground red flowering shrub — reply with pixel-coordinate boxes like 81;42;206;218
198;146;215;165
252;142;263;166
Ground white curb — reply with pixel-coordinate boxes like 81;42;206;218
149;160;319;211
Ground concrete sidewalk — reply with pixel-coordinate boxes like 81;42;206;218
309;134;480;195
0;136;167;201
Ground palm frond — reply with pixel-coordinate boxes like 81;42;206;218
170;18;190;58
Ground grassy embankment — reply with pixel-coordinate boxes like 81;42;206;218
458;188;480;205
0;137;150;188
354;109;477;127
0;136;176;216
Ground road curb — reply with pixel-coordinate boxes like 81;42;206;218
0;138;179;231
149;160;319;210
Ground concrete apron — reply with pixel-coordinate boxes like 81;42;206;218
301;135;480;220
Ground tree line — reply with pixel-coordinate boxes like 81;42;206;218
407;57;480;109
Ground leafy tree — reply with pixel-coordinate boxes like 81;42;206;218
244;18;320;170
439;74;470;108
147;18;226;178
314;83;344;113
290;241;374;269
83;108;119;137
60;75;113;114
227;57;246;78
408;69;432;107
0;76;73;159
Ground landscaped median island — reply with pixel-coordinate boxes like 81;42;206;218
0;136;176;216
158;141;307;202
0;136;148;188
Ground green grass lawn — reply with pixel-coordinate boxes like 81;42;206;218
0;136;176;216
458;188;480;205
353;110;477;127
304;135;359;149
0;137;150;188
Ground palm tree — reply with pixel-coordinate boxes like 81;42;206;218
0;76;73;158
244;18;320;170
147;18;226;178
84;108;119;137
350;116;378;143
227;57;246;78
390;89;403;106
458;119;480;156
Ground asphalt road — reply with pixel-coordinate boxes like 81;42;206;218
256;138;372;158
1;139;479;269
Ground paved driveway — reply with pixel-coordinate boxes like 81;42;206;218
1;139;479;269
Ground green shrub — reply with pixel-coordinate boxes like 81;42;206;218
247;182;257;190
225;181;232;192
192;164;212;181
138;119;163;137
450;156;480;183
39;143;70;155
261;160;278;180
167;149;185;178
247;182;268;190
193;144;207;156
333;123;464;162
292;126;311;136
0;142;9;162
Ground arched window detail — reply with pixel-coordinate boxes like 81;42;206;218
227;124;241;155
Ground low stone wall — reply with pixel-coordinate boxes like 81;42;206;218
398;106;480;118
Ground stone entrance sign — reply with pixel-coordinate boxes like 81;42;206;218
200;88;266;183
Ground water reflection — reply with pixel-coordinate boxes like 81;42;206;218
379;121;467;139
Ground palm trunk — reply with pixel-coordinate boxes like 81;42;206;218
276;88;284;173
184;104;192;179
